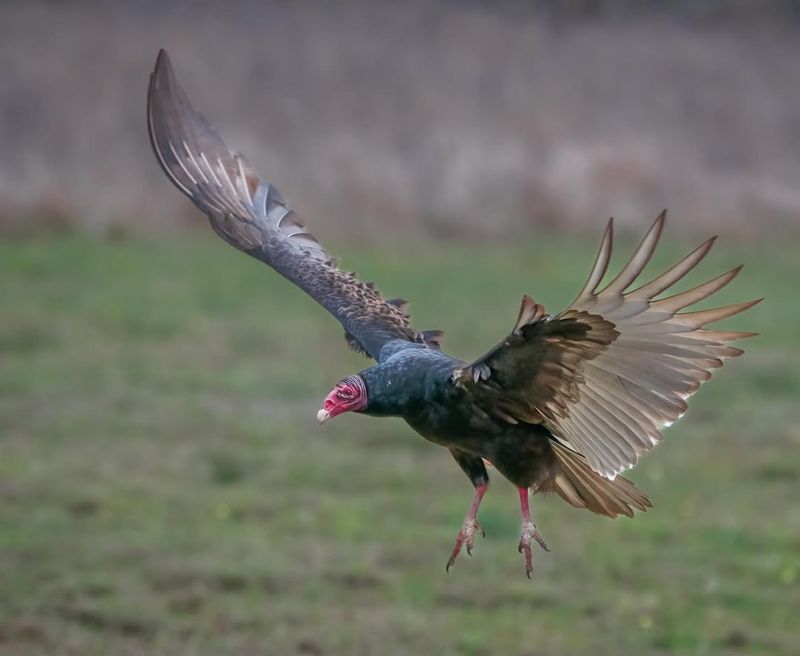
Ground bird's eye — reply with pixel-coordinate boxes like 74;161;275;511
337;388;353;400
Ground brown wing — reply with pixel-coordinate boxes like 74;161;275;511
148;50;432;361
454;212;760;479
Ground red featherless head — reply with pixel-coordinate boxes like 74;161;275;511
316;375;368;424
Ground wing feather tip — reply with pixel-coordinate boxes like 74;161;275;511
155;48;169;70
653;208;667;233
597;209;667;298
677;297;763;327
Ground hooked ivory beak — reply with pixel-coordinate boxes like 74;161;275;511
316;408;331;425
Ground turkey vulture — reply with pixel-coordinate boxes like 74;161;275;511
148;50;759;578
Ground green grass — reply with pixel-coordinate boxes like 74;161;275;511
1;230;798;655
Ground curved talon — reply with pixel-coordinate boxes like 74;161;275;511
518;539;533;579
446;517;483;572
533;530;550;552
518;520;548;579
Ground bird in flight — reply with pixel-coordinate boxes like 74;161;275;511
148;50;759;578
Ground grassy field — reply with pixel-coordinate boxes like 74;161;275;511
1;229;798;655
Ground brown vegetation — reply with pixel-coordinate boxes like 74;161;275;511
2;1;799;237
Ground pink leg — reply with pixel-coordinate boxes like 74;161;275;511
517;486;549;579
446;483;488;572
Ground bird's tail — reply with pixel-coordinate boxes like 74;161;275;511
548;441;652;518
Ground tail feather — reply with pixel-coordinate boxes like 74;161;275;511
549;441;652;518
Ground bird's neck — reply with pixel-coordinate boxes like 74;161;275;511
358;363;418;417
361;352;454;417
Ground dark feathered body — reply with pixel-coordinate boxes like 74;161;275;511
360;343;558;489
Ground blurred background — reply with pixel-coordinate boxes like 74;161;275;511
1;1;798;655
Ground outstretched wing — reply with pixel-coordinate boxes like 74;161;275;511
454;212;760;479
148;49;435;361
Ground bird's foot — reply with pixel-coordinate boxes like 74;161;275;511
517;521;549;579
446;517;485;572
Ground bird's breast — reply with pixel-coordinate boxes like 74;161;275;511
402;395;505;453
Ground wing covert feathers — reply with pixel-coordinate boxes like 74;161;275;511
148;50;431;360
457;211;759;479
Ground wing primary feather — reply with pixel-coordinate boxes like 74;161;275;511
686;329;758;341
200;152;223;187
216;158;240;199
599;210;665;296
167;141;199;187
183;143;210;184
629;236;717;300
147;54;195;199
673;298;764;328
569;218;614;306
650;266;743;313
